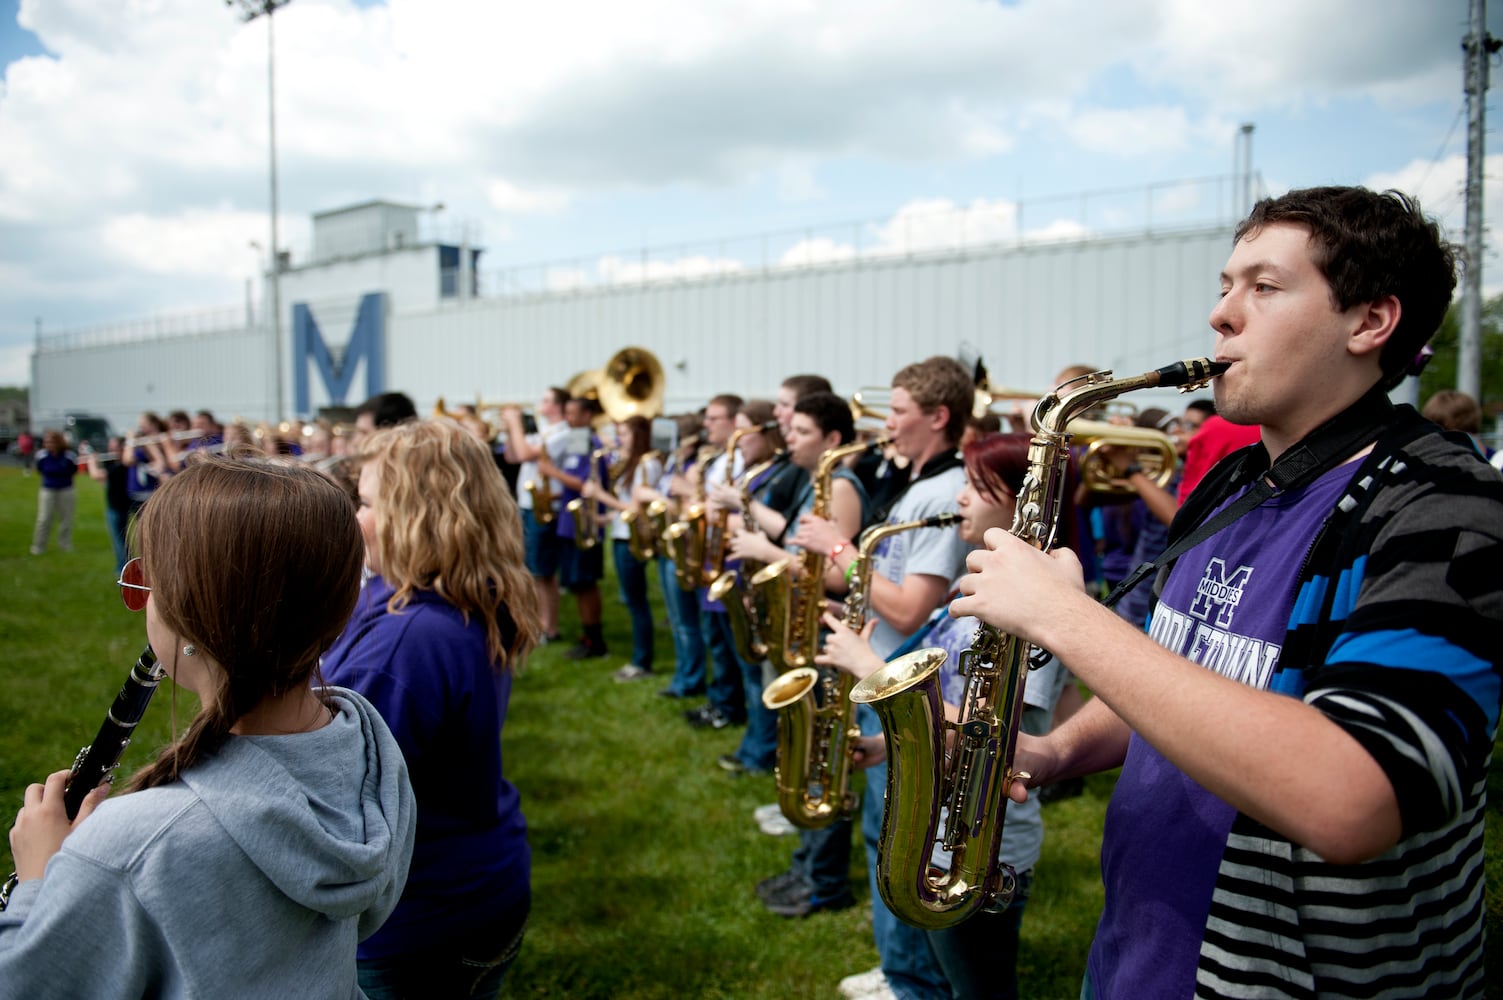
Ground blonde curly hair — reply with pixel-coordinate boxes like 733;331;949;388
357;418;541;670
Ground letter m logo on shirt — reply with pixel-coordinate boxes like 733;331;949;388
1189;558;1252;630
292;292;387;413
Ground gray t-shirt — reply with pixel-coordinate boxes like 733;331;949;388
869;459;969;659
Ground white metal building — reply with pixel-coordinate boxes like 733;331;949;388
30;197;1238;434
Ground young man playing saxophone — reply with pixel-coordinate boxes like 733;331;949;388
794;356;974;1000
954;187;1502;999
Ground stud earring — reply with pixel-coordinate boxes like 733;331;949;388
182;644;197;657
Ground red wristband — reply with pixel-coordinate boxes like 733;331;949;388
829;540;849;560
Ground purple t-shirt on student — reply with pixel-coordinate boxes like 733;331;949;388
1087;459;1356;999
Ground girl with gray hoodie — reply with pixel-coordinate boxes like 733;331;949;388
0;454;417;999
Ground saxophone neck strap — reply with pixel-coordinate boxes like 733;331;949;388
1101;385;1396;611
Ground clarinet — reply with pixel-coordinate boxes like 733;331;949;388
1;645;164;909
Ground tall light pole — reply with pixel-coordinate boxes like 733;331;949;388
1460;0;1498;401
229;0;291;420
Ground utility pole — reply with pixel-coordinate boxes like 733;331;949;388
1460;0;1499;400
229;0;291;421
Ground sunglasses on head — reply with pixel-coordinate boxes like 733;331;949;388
117;557;151;612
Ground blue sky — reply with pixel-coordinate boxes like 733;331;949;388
1;0;1497;385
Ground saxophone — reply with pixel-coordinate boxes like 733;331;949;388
524;477;557;525
622;451;662;562
711;451;787;665
750;438;884;674
703;424;769;585
565;446;611;551
849;357;1225;929
764;512;957;829
667;445;719;591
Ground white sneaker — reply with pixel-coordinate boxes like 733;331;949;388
758;813;797;836
752;803;782;823
612;664;650;682
838;967;889;999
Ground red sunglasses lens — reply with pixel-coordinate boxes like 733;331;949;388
120;558;149;612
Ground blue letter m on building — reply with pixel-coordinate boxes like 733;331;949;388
293;292;387;414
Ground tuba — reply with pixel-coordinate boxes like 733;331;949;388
751;438;884;675
849;357;1225;930
764;512;958;829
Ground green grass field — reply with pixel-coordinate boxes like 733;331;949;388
0;466;1498;998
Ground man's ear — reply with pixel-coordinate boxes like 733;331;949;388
927;404;951;434
1348;293;1402;360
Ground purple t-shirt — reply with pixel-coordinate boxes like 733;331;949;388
1087;459;1356;999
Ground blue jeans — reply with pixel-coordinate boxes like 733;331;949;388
858;704;949;1000
357;893;529;1000
612;540;654;670
700;608;745;719
105;506;130;573
926;869;1033;1000
792;816;854;899
734;658;778;770
660;560;706;695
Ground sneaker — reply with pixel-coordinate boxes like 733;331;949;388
717;754;746;773
563;641;608;661
686;705;741;729
838;967;890;999
612;664;650;682
539;632;563;645
752;803;782;824
755;869;807;901
764;886;856;918
758;812;797;837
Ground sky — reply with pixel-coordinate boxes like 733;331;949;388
1;0;1499;386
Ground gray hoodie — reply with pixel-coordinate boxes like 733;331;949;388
0;688;415;999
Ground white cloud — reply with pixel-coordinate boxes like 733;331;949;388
1;0;1487;373
487;180;570;215
100;207;285;278
596;253;743;284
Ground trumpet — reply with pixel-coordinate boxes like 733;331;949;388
849;357;1226;930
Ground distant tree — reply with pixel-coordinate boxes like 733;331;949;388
0;387;27;403
1418;296;1503;408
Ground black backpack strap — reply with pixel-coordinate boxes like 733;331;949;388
1101;386;1398;611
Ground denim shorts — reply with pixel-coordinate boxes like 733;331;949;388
523;508;560;577
557;540;604;591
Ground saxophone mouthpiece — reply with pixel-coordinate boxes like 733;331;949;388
1153;357;1228;390
927;512;960;529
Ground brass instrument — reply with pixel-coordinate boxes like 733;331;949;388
765;512;958;829
666;445;719;591
704;421;778;584
128;429;203;447
1067;419;1178;495
712;450;787;665
751;438;885;674
597;347;665;422
848;357;1225;929
622;451;665;562
565;446;612;550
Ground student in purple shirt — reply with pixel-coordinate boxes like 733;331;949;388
323;418;543;999
30;429;78;555
955;187;1501;999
